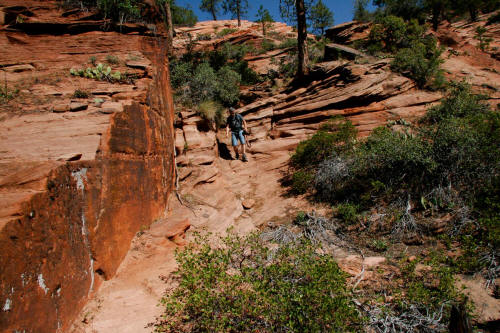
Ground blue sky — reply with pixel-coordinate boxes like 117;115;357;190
176;0;376;26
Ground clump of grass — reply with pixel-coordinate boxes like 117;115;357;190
73;89;89;98
106;54;120;65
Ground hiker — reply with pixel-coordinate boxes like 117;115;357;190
225;107;248;162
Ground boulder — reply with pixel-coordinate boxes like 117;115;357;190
52;104;69;113
324;43;368;61
99;101;123;114
242;199;255;209
69;102;88;112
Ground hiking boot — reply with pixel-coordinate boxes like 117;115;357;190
242;154;248;162
235;152;240;160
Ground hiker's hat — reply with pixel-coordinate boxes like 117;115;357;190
229;107;235;112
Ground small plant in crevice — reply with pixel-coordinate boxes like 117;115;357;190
72;89;89;98
474;26;493;52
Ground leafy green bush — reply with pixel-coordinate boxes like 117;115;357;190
215;66;241;105
391;36;445;89
189;62;218;104
292;118;357;170
366;16;425;54
169;60;193;89
334;202;360;224
155;232;360;332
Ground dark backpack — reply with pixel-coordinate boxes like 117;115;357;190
228;114;243;132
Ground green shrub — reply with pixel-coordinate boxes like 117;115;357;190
369;239;388;252
155;232;360;332
292;118;357;170
291;170;314;194
277;38;298;49
169;60;193;89
366;16;425;54
334;202;359;224
391;36;445;89
72;89;89;98
88;56;97;66
189;62;218;103
474;26;493;51
97;0;140;21
106;54;120;65
217;28;237;37
215;66;241;106
260;38;276;52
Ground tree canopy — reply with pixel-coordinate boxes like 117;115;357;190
309;0;334;36
200;0;221;21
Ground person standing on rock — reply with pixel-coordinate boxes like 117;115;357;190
226;107;248;162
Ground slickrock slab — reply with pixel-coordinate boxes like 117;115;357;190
2;64;35;72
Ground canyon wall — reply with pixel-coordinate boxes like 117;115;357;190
0;2;175;331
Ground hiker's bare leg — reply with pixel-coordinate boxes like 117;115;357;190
233;146;239;156
242;143;246;155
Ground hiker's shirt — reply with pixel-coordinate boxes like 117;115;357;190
227;114;244;133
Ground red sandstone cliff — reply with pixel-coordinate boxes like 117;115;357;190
0;1;175;332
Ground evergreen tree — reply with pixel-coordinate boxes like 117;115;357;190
256;5;274;35
222;0;249;27
309;0;334;36
200;0;221;21
353;0;371;22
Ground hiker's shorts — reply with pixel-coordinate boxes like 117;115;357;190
231;130;245;146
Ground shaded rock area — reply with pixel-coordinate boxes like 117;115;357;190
0;1;175;332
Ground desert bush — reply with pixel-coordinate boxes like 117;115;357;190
188;62;218;104
277;38;298;49
334;202;360;224
106;54;120;65
291;170;314;194
169;60;193;89
216;27;237;37
215;66;241;105
72;89;89;98
292;118;357;170
197;100;226;127
155;232;360;332
391;36;445;89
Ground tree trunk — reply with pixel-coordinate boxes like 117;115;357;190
469;5;478;21
164;0;174;50
262;22;266;35
211;6;217;20
237;0;241;27
296;0;309;78
432;4;441;31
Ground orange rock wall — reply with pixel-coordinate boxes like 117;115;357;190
0;39;175;332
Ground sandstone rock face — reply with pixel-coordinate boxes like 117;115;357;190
0;1;175;332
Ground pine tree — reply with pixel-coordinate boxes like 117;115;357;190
309;0;334;36
353;0;371;22
222;0;249;27
256;5;274;35
200;0;221;21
